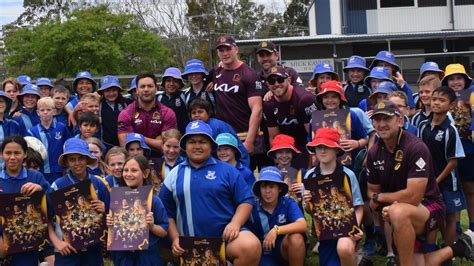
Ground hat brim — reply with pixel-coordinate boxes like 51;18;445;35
217;144;242;159
369;111;399;119
215;43;234;49
252;179;289;198
306;141;345;156
315;89;348;105
343;65;370;72
182;70;209;79
256;48;275;54
58;152;97;167
98;84;122;92
73;77;97;92
370;59;400;72
125;140;151;155
267;73;289;79
180;133;218;151
36;83;53;88
441;73;473;88
267;145;301;157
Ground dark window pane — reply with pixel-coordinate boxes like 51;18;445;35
455;0;474;5
419;0;447;7
380;0;415;7
348;0;377;10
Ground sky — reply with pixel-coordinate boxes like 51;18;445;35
0;0;287;27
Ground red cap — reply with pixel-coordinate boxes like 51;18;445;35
316;80;347;106
306;128;344;155
267;134;301;157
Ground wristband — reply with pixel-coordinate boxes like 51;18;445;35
273;225;281;235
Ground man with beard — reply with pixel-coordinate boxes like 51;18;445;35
117;72;177;154
262;66;316;168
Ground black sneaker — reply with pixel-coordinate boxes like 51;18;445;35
386;255;397;266
456;229;474;260
359;255;373;266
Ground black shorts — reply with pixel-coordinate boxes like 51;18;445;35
414;199;446;253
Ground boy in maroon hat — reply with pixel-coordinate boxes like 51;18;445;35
303;127;364;266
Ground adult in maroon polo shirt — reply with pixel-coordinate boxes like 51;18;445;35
117;72;177;153
367;100;474;265
212;35;264;154
263;66;316;168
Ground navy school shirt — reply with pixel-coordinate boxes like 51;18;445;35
100;101;127;147
111;194;168;266
159;157;253;237
149;156;185;181
0;168;50;266
236;161;256;189
0;118;22;142
157;91;189;134
344;81;372;108
418;116;465;191
27;121;70;179
105;175;121;188
13;108;40;135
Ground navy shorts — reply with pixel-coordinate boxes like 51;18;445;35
442;190;467;214
458;154;474;182
414;199;446;253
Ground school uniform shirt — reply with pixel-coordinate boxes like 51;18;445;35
53;110;69;126
100;101;127;147
0;168;50;266
235;161;256;189
418;116;465;191
0;118;22;142
105;175;121;188
65;95;79;111
159;157;253;237
404;116;418;135
248;196;304;242
157;91;189;134
27;121;70;183
150;156;185;180
183;86;216;113
207;118;250;167
411;109;430;129
111;195;168;266
344;81;372;108
13;108;40;135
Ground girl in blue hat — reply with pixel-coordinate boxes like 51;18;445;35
0;92;22;143
13;84;41;135
248;166;307;266
307;63;339;98
48;138;110;266
343;55;371;108
0;136;50;266
182;59;216;113
106;155;168;266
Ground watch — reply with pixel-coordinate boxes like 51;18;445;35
372;193;379;204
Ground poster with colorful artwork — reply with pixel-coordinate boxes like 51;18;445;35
50;180;106;250
0;191;48;255
107;185;153;251
179;236;226;266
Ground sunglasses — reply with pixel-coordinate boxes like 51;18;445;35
267;76;286;85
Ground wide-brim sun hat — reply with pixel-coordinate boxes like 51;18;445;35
180;120;218;151
161;67;184;87
17;84;41;103
17;75;32;86
36;77;53;88
441;63;472;89
216;133;242;159
418;62;444;82
0;91;13;115
125;133;151;156
98;75;122;93
128;77;137;93
24;136;48;161
72;71;97;92
58;138;98;167
182;59;209;79
252;166;288;197
309;63;339;86
369;50;400;72
343;55;369;72
364;66;393;87
306;128;345;156
315;80;347;107
267;134;300;158
368;81;397;106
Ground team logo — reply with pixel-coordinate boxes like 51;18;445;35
273;108;278;115
175;98;181;107
205;171;216;180
233;74;241;82
289;106;295;115
377;102;385;109
255;81;262;90
219;36;226;43
278;214;286;224
394;163;401;171
395;150;403;162
190;121;200;129
152;112;160;120
271;67;278;73
261;42;267;48
435;130;444;141
55;132;62;140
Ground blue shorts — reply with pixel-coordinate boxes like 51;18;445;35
318;239;340;266
442;190;466;214
260;236;287;266
458;154;474;182
54;244;103;266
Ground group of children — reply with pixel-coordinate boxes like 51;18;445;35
0;49;473;266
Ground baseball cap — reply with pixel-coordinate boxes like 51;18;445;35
370;100;402;119
267;66;289;79
256;41;277;54
215;35;237;49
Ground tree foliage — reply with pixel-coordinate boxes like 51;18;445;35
4;5;172;77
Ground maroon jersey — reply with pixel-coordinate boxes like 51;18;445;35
213;63;264;133
263;87;316;149
367;130;442;202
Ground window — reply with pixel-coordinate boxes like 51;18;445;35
455;0;474;5
380;0;415;8
348;0;377;10
418;0;447;7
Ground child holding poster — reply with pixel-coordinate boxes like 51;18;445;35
0;136;50;265
106;154;168;265
303;128;364;266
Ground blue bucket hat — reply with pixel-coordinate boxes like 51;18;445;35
369;50;400;71
216;133;242;159
252;166;288;197
128;77;137;93
58;138;98;167
98;75;122;93
17;75;32;86
310;63;339;82
364;66;393;87
368;81;397;105
161;67;184;87
182;59;209;79
344;56;369;72
0;91;13;115
72;71;97;92
180;120;218;151
18;84;41;103
36;77;53;88
418;62;444;82
125;133;151;156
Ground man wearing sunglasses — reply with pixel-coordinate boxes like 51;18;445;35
262;66;317;168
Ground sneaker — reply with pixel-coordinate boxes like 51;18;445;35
386;255;397;266
363;237;376;256
358;255;373;266
312;241;320;254
457;229;474;260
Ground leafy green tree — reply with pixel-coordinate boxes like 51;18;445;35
4;5;172;77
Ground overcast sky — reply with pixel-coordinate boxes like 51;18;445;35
0;0;287;27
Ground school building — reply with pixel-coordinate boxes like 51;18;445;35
236;0;474;86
